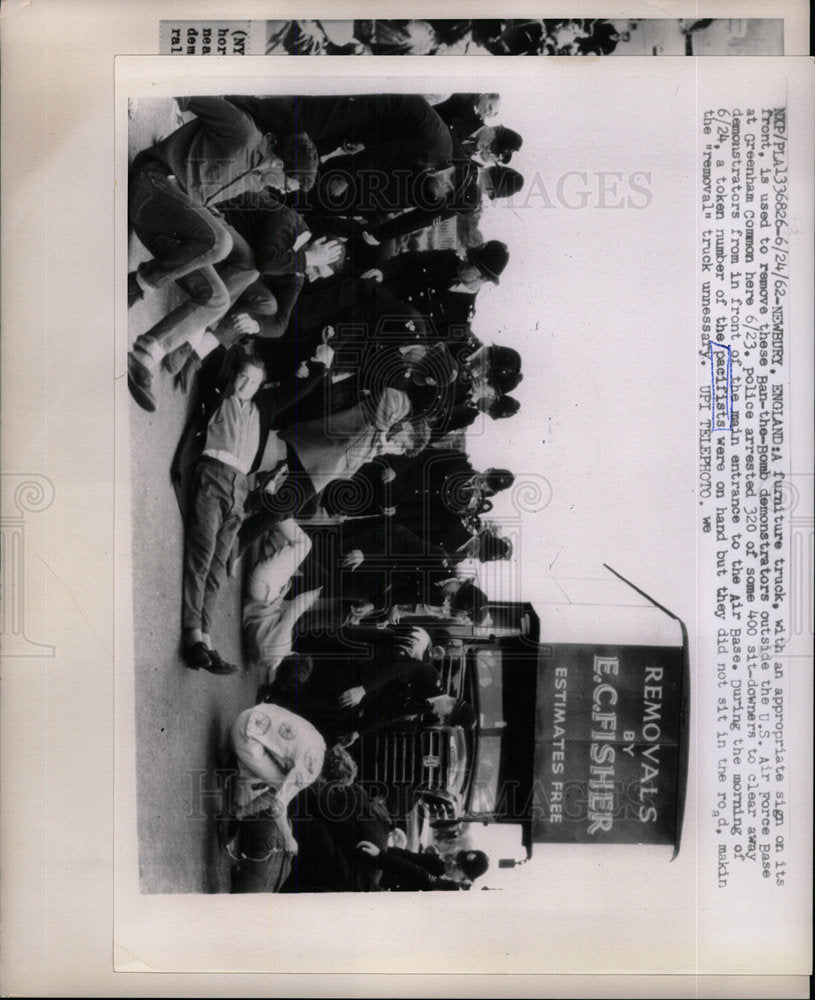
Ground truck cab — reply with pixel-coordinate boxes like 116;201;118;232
355;580;690;858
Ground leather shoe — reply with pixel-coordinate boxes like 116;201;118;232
205;648;240;675
127;352;156;412
183;641;211;670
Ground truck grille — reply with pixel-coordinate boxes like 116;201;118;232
374;729;447;791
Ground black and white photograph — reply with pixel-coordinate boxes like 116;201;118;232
262;18;784;56
125;83;695;898
161;17;788;58
0;1;812;994
111;52;812;979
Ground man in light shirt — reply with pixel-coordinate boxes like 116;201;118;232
181;356;283;673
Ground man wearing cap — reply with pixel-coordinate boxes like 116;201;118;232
480;163;524;201
465;343;523;399
127;98;320;411
370;160;522;244
377;240;509;331
373;447;507;535
366;157;479;243
381;578;490;629
355;842;489;890
491;125;524;163
462;124;524;166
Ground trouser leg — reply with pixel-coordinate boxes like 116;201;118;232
133;265;233;367
231;816;292;893
134;227;259;367
129;167;234;288
200;474;247;636
182;464;232;633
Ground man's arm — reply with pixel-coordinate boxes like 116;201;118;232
264;362;327;422
270;518;312;566
254;274;305;339
389;846;446;876
243;786;299;853
380;250;455;296
256;213;309;276
269;587;322;653
372;96;452;173
373;207;453;243
354;652;427;694
373;387;410;433
356;843;443;890
178;96;260;150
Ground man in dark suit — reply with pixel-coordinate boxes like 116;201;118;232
282;782;393;892
370;160;523;244
432;92;501;142
377;240;509;332
227;93;453;174
257;645;444;745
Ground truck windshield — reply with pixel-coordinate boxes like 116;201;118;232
474;648;506;729
466;644;537;822
468;649;506;814
469;734;502;814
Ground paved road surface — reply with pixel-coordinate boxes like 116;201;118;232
128;98;258;893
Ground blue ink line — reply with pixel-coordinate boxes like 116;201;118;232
709;341;733;432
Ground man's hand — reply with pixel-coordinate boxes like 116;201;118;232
377;605;401;629
247;784;278;816
337;686;366;708
262;464;289;494
340;549;364;571
356;840;381;857
305;236;343;268
230;312;261;336
360;268;383;282
342;140;365;154
380;467;396;484
311;342;334;369
292;587;322;616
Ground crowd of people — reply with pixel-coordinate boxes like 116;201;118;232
128;92;526;892
264;19;638;56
